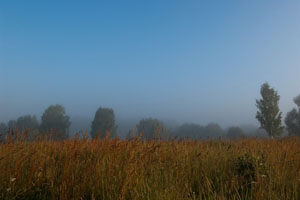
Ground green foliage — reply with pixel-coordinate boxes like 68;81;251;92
90;107;116;138
285;94;300;136
40;104;71;140
227;126;245;139
294;95;300;108
235;152;256;187
256;83;283;137
233;151;267;196
137;118;165;140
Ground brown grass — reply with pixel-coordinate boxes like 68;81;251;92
1;132;300;199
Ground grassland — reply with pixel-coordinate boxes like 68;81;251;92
1;133;300;199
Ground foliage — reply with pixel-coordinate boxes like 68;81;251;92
205;123;223;138
294;95;300;108
256;83;283;137
40;104;71;140
16;115;39;132
285;94;300;136
0;123;7;133
0;123;7;141
176;123;223;139
227;126;245;139
90;107;116;138
177;123;204;139
137;118;165;140
7;120;17;129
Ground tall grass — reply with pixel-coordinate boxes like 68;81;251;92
1;131;300;199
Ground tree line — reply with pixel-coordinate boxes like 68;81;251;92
0;82;299;140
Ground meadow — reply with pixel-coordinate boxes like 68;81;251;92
1;132;300;200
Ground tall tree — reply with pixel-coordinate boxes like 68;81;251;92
285;95;300;136
256;83;283;137
40;104;71;140
90;107;116;138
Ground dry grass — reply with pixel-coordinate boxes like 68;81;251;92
1;131;300;199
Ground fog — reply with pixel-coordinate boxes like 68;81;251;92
1;1;300;138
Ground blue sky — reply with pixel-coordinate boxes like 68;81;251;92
0;1;300;127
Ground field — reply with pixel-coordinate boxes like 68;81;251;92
1;134;300;200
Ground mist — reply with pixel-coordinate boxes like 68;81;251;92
1;1;300;138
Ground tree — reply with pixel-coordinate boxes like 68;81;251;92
0;123;7;133
16;115;39;132
0;123;7;141
40;104;71;140
285;95;300;136
226;126;245;139
256;83;283;137
294;95;300;111
177;123;204;139
204;123;223;139
137;118;164;140
7;120;17;130
90;107;116;138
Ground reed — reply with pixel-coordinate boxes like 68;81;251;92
1;130;300;199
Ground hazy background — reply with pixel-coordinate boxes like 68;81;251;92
0;1;300;136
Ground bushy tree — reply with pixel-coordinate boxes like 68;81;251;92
16;115;39;132
204;123;223;139
226;126;245;139
177;123;204;139
0;123;7;133
294;95;300;110
256;83;283;137
7;120;17;130
40;104;71;140
176;123;223;139
0;123;7;141
137;118;164;140
285;95;300;136
91;107;116;138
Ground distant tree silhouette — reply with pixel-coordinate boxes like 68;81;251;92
176;123;223;139
256;83;283;137
16;115;39;132
90;107;116;138
177;123;204;139
226;126;245;139
285;94;300;136
40;104;71;140
204;123;223;139
0;123;7;141
137;118;164;140
7;120;17;130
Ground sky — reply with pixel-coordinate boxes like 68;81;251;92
0;1;300;129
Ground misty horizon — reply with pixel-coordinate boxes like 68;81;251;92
1;1;300;136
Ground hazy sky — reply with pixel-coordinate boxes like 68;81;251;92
0;1;300;127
